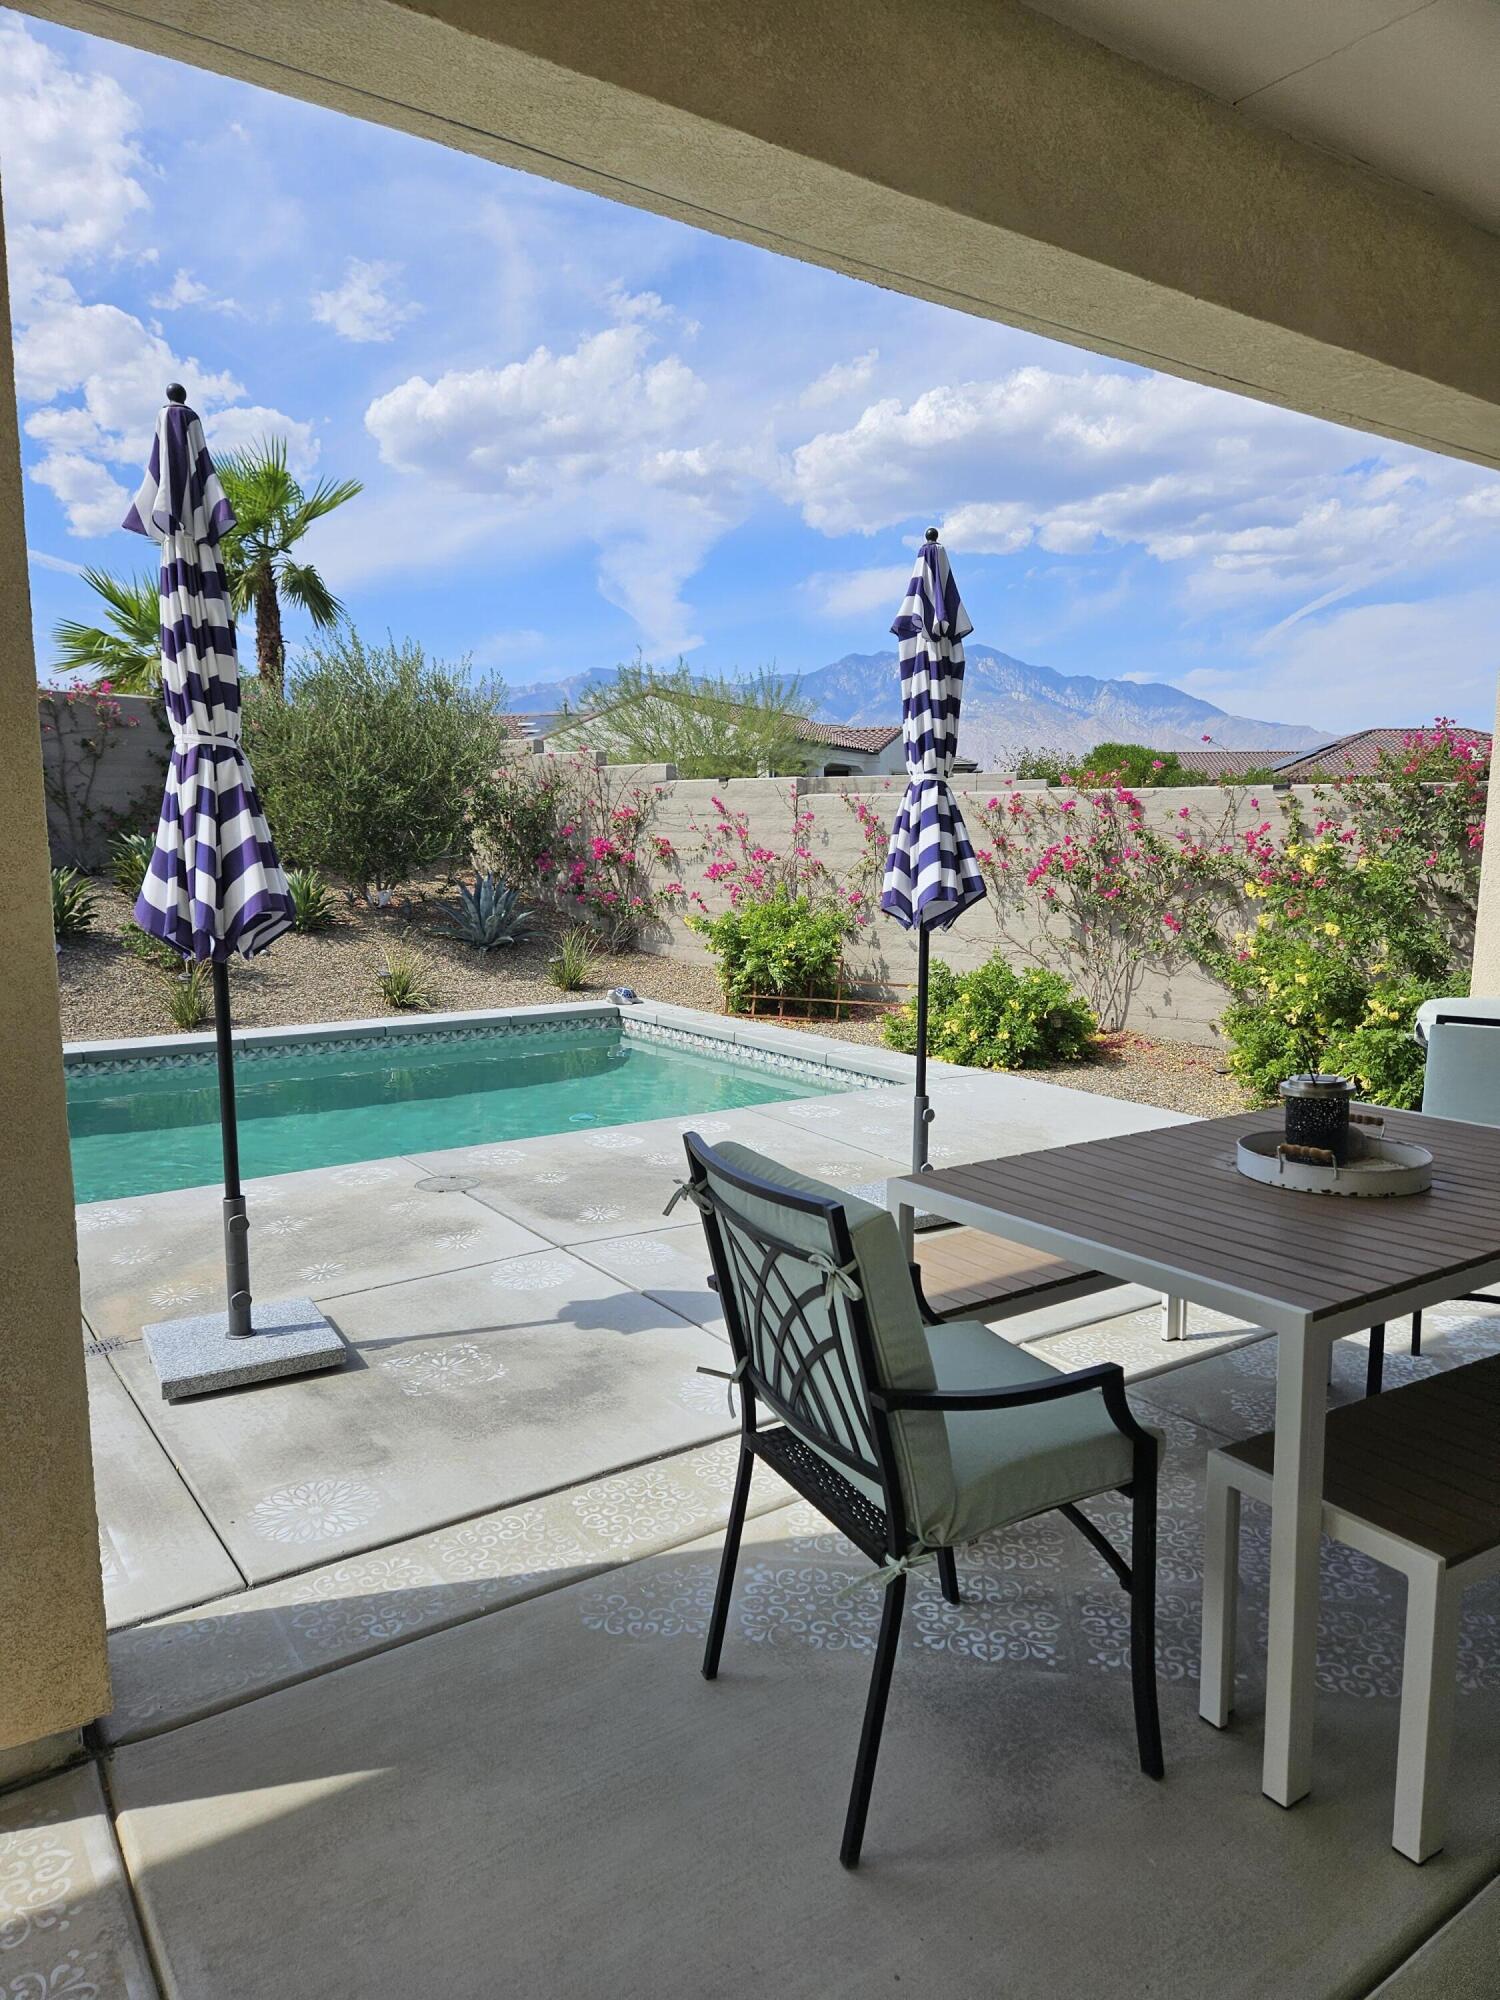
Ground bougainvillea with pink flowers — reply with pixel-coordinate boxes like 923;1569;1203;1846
968;779;1237;1031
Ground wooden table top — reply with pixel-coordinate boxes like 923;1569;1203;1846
894;1107;1500;1330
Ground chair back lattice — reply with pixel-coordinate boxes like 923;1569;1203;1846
685;1134;884;1490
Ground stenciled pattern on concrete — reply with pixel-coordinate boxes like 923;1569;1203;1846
99;1437;794;1746
0;1766;155;2000
574;1313;1500;1718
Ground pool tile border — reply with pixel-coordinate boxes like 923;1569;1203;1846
62;999;901;1092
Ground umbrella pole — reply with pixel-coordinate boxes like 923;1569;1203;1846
212;958;254;1338
912;925;932;1176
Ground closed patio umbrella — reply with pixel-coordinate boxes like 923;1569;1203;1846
881;529;987;1178
125;385;343;1398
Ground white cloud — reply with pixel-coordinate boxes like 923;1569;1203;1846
201;406;320;477
27;546;88;578
0;13;150;313
29;452;133;538
1;19;318;538
803;562;912;620
150;267;241;314
783;363;1500;644
311;257;419;343
940;500;1032;555
800;348;878;409
366;324;705;489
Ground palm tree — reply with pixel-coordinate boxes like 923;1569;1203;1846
51;569;163;693
216;439;363;697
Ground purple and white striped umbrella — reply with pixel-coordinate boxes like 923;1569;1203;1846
879;533;986;932
125;395;292;961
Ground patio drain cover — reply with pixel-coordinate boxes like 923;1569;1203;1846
414;1173;481;1193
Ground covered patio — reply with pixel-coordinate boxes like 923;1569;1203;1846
5;4;1500;1998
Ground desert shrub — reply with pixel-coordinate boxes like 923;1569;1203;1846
51;866;98;940
1073;743;1189;788
467;753;673;950
548;927;598;992
882;956;1097;1070
465;756;571;884
284;867;338;934
245;633;509;899
689;892;851;1016
375;939;438;1012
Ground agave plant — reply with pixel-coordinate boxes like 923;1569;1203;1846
431;874;533;951
285;867;338;934
51;866;98;941
108;830;155;902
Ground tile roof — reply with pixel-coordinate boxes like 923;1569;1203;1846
1169;749;1284;777
793;720;902;752
1272;727;1491;779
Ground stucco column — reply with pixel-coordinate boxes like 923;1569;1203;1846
0;173;111;1752
1471;688;1500;995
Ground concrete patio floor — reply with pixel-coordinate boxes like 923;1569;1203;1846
9;1038;1497;1996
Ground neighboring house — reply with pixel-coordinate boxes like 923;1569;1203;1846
1157;730;1491;783
1270;727;1491;780
791;719;904;776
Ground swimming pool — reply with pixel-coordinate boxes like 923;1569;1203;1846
66;1020;859;1203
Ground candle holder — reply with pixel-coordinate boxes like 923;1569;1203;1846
1278;1073;1355;1164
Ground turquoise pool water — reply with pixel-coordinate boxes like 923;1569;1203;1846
66;1023;854;1203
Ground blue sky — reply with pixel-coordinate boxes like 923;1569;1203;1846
6;8;1500;734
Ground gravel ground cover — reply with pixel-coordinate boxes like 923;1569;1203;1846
57;885;1246;1117
56;882;723;1043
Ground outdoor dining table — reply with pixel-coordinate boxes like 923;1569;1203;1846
887;1105;1500;1810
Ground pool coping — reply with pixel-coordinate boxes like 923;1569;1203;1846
62;999;912;1091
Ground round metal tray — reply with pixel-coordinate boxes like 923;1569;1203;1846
1235;1127;1433;1197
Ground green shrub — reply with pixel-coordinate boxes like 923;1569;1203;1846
160;961;212;1031
688;893;850;1016
51;866;98;940
882;956;1097;1069
376;939;437;1012
108;830;155;902
245;632;510;899
1222;974;1456;1107
285;867;338;934
548;927;598;992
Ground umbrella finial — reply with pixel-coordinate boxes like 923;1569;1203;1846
924;526;939;542
165;383;187;404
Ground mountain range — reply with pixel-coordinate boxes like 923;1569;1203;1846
504;647;1325;761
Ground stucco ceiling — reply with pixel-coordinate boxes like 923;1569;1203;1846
1025;0;1500;235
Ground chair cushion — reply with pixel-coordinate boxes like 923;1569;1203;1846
908;1319;1141;1546
822;1319;1139;1547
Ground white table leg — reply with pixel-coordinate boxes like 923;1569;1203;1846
1200;1456;1240;1728
1262;1325;1329;1807
1161;1294;1186;1341
1393;1563;1461;1863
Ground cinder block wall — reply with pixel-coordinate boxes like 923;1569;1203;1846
600;766;1316;1046
38;691;169;869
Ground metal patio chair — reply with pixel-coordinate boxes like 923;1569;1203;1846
679;1132;1164;1868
